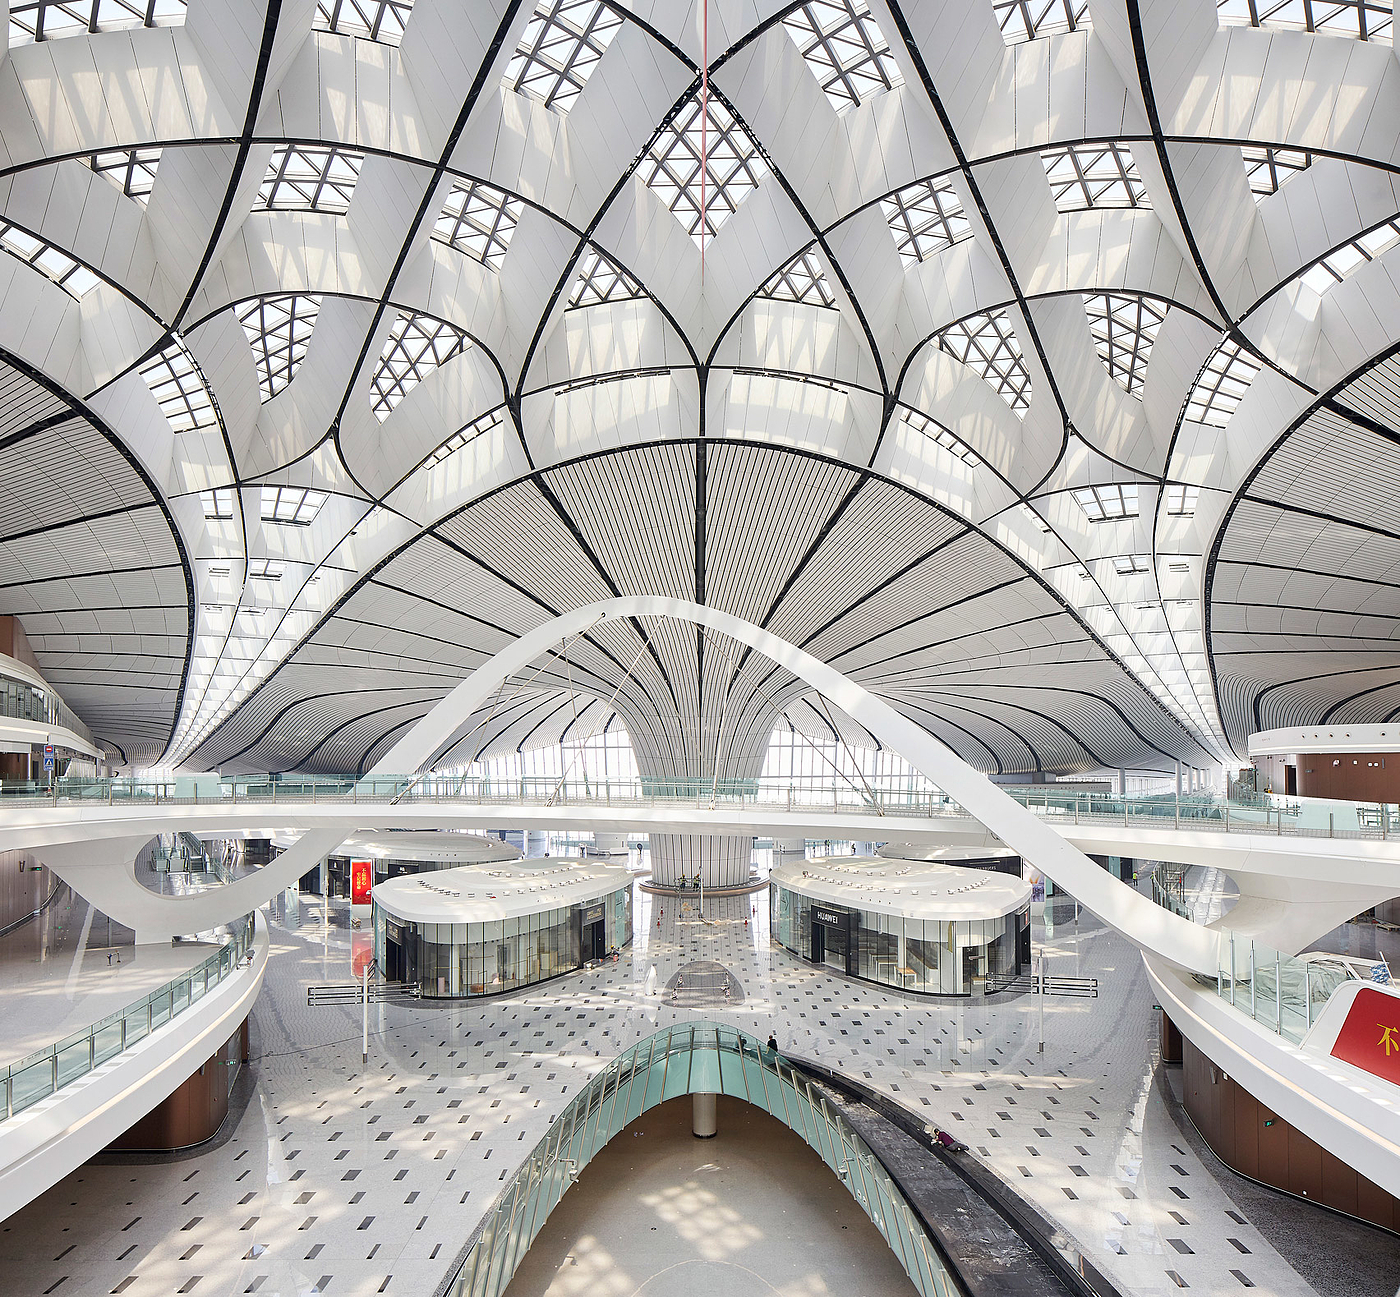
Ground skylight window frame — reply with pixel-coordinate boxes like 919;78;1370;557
423;408;506;470
1299;216;1400;293
1072;483;1140;522
247;559;284;582
236;294;323;402
756;247;836;307
781;0;904;111
1083;292;1169;397
1164;484;1201;516
568;246;645;308
0;221;99;298
89;146;162;205
1113;554;1151;575
8;0;185;46
432;179;523;270
640;93;768;245
255;145;364;215
993;0;1091;43
1185;337;1263;427
505;0;623;114
369;311;471;421
1241;144;1313;199
313;0;414;45
139;337;217;434
260;485;329;527
200;488;235;521
932;308;1034;416
880;176;973;267
1217;0;1392;42
1041;141;1149;212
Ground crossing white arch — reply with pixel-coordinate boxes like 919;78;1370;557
36;597;1224;972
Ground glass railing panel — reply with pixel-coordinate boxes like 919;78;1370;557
10;1057;54;1113
93;1020;124;1066
55;1038;91;1087
124;1004;151;1044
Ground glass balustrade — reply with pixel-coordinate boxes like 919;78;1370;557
0;914;256;1122
441;1021;959;1297
1214;932;1360;1044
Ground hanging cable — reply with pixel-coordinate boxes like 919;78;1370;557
700;0;709;284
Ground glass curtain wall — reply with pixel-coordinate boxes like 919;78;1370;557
373;884;633;998
760;724;933;804
441;719;639;793
771;884;1022;996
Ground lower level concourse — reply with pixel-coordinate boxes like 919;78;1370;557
1;869;1393;1297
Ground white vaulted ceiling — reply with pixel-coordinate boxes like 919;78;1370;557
0;0;1396;774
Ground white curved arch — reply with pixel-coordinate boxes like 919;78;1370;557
37;597;1223;973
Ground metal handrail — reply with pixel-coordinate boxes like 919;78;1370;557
0;913;256;1122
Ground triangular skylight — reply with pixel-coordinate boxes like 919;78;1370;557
433;179;522;270
994;0;1091;43
506;0;622;114
568;247;644;308
881;176;973;266
640;94;768;246
237;295;322;402
314;0;414;45
756;248;835;307
933;309;1033;415
370;311;470;421
1083;293;1167;397
1242;144;1312;200
782;1;903;110
89;147;161;205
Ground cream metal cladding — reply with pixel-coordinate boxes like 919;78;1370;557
0;1;1391;780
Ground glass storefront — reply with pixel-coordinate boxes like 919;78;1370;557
373;883;633;998
770;883;1026;996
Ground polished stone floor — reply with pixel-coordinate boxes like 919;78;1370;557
2;879;1396;1297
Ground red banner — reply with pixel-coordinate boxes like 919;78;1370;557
1330;986;1400;1085
350;858;372;906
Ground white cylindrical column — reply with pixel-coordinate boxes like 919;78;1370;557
592;833;627;857
692;1092;718;1138
774;837;807;857
648;834;752;887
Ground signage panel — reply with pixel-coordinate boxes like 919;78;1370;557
386;918;404;944
582;903;605;925
1330;985;1400;1085
813;907;846;928
350;859;373;906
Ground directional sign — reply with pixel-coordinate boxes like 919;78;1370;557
43;756;54;771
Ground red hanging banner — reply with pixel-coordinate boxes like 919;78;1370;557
1330;985;1400;1085
350;858;372;906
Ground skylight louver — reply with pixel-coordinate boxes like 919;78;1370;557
880;177;973;266
433;180;522;270
370;312;470;420
641;95;768;246
1083;293;1167;397
568;247;645;308
933;309;1034;415
756;249;835;307
993;0;1091;43
900;409;982;467
423;408;506;469
782;1;903;110
314;0;413;44
1185;338;1262;427
506;0;622;114
237;295;322;402
1041;142;1149;211
255;146;363;214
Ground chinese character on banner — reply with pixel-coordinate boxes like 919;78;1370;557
1330;986;1400;1085
350;859;372;907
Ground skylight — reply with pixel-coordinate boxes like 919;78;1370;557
1113;554;1150;575
89;147;162;205
781;1;903;110
1299;216;1400;293
880;176;973;267
433;179;522;270
200;488;235;521
993;0;1091;43
369;311;470;420
261;485;328;526
423;408;505;469
641;94;768;245
1185;337;1262;427
1072;483;1139;522
756;248;835;307
314;0;414;44
933;309;1034;415
1217;0;1392;42
139;337;217;434
1242;144;1312;199
236;295;322;402
505;0;622;114
568;247;644;308
0;221;99;298
900;408;982;467
1041;142;1149;211
247;559;283;581
1164;484;1201;516
8;0;185;46
255;146;364;215
1083;292;1168;397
